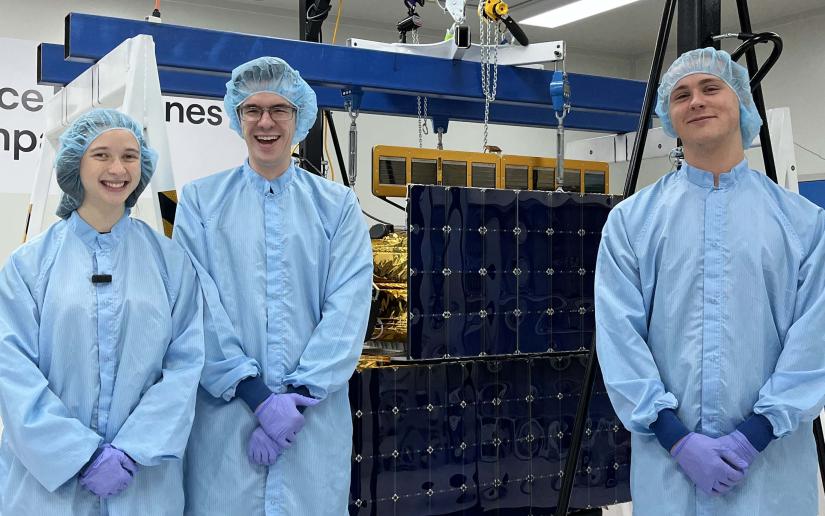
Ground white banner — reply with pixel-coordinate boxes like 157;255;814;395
0;38;53;194
162;96;248;188
0;37;247;195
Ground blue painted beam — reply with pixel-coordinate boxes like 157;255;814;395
800;180;825;210
63;12;646;116
39;43;640;133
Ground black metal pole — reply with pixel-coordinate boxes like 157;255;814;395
623;0;678;198
560;5;678;512
734;0;777;183
813;418;825;496
676;0;721;53
556;341;600;514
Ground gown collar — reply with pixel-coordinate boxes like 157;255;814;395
242;160;296;196
682;159;748;189
68;209;131;250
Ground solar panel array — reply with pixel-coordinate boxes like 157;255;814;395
347;185;631;515
408;185;619;359
348;356;631;514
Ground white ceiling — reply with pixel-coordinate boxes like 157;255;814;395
186;0;825;56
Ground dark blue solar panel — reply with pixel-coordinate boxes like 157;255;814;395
408;185;620;360
348;357;632;515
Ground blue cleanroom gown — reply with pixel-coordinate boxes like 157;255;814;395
595;160;825;516
0;211;204;516
174;162;373;516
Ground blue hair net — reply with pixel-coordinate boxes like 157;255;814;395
655;47;762;148
224;56;318;145
55;109;158;219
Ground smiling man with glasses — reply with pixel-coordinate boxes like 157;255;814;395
173;56;374;516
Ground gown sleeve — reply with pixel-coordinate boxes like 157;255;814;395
0;254;101;491
112;256;205;465
595;207;679;434
173;182;261;401
282;189;373;399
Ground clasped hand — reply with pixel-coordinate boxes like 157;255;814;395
247;393;320;466
671;430;758;496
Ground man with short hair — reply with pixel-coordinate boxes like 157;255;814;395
174;56;373;516
595;47;825;515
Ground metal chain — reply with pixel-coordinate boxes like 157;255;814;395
418;96;428;148
412;29;429;148
479;17;500;151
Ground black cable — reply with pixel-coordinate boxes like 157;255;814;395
292;153;324;176
324;111;351;188
379;196;405;212
722;32;783;88
304;0;332;41
362;209;393;225
306;4;331;20
295;143;391;225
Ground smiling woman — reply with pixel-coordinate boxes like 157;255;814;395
0;108;205;515
76;129;143;232
54;110;157;229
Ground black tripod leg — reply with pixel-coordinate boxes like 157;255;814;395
735;0;778;183
813;416;825;496
556;348;599;515
624;0;678;197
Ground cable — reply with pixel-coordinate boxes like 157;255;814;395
325;110;350;187
323;120;336;182
332;0;344;43
306;2;332;21
379;196;406;212
795;142;825;163
292;152;325;176
363;209;393;225
149;0;161;19
322;0;345;183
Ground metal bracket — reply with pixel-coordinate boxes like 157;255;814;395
341;87;364;114
347;38;563;66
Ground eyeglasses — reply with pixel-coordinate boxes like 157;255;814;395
239;105;297;122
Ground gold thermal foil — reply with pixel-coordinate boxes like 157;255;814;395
372;232;407;284
365;232;409;352
369;285;407;343
356;355;392;371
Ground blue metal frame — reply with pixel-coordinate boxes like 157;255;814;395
800;180;825;210
39;41;641;132
64;14;644;113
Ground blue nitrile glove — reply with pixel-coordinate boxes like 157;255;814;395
671;433;748;496
79;444;138;498
716;430;759;469
235;377;315;414
247;426;282;466
255;393;320;449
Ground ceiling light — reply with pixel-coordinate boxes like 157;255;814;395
522;0;644;28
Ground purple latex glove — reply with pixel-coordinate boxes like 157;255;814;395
255;393;320;449
716;430;759;469
671;433;747;496
79;444;138;498
248;426;282;466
